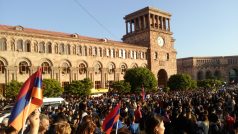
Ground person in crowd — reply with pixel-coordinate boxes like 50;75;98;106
145;113;165;134
38;114;49;134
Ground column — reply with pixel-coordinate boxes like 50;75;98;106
163;17;166;30
159;16;162;29
151;14;155;28
134;19;137;31
101;68;107;88
167;18;170;31
138;17;141;30
143;15;146;29
155;15;159;29
130;20;132;33
126;21;128;34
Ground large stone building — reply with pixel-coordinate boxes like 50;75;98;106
177;56;238;83
0;7;177;95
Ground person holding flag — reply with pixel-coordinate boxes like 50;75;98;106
8;68;43;133
102;102;121;134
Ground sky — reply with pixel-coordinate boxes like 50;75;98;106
0;0;237;58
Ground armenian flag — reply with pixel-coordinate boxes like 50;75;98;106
8;68;43;131
102;102;121;134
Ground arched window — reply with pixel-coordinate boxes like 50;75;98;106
154;52;158;59
108;63;115;74
94;64;101;74
46;42;52;53
54;44;58;54
0;61;4;74
24;40;31;52
166;53;169;61
39;42;45;53
72;45;76;55
62;63;70;74
79;63;86;74
17;39;23;51
121;64;127;74
0;38;7;51
65;44;70;55
99;48;102;57
19;61;29;74
41;62;51;74
89;46;92;56
59;43;64;54
92;47;97;56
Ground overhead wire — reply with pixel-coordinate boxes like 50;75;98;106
73;0;118;39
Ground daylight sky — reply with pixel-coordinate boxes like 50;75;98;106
0;0;237;58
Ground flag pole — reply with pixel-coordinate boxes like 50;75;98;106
115;120;119;134
21;97;32;134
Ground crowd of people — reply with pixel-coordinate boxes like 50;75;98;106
1;84;238;134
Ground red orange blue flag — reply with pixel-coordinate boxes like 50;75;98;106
102;102;121;134
8;68;43;131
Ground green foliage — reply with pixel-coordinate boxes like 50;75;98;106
197;79;223;89
111;80;131;94
65;78;93;96
163;87;170;92
167;74;195;91
43;79;64;97
6;80;23;98
124;67;157;93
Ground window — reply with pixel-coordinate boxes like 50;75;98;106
79;63;86;74
65;44;70;55
17;39;23;51
54;44;58;54
95;64;101;74
24;40;31;52
62;63;70;74
41;62;51;74
166;53;169;61
72;45;76;55
0;38;7;51
46;42;52;53
59;43;64;54
154;52;158;59
0;61;4;74
99;48;102;57
95;81;101;89
121;64;127;74
108;63;115;74
39;42;45;53
19;61;29;74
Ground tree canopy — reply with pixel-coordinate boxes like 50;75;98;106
42;79;64;97
5;80;23;98
124;67;157;93
111;80;131;94
64;78;93;96
167;73;196;91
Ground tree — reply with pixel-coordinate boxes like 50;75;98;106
111;80;131;94
5;80;23;98
42;79;63;97
197;79;222;90
167;74;195;91
65;78;93;96
124;67;157;93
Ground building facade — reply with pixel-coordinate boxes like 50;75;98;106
177;56;238;83
0;7;177;95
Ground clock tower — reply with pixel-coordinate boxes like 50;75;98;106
122;7;177;87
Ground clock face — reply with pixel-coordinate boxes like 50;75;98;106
157;36;164;47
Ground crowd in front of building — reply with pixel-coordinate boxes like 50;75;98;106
0;84;238;134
